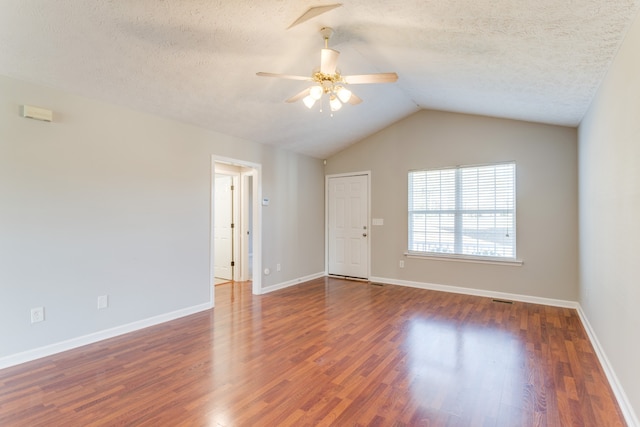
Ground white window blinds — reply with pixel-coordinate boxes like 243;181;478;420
408;162;516;259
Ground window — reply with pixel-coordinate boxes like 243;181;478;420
408;162;516;260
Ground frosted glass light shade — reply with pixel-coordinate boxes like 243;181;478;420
309;85;323;100
329;95;342;111
336;87;352;103
303;95;316;109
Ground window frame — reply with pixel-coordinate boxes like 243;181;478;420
407;161;521;265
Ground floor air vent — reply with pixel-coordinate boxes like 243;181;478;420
492;299;513;304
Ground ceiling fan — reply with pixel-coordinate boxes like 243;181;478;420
257;27;398;112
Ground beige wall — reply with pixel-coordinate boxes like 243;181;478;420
326;110;578;301
578;9;640;423
0;75;325;361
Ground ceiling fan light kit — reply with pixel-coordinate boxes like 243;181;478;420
303;83;351;110
303;95;316;109
336;86;352;103
309;85;323;100
329;95;342;111
257;27;398;114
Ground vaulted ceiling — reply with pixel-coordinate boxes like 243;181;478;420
1;1;638;158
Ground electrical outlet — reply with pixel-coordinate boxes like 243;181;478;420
97;295;109;310
399;260;405;268
276;263;281;272
30;307;44;323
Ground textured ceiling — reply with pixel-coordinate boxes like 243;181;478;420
1;1;639;158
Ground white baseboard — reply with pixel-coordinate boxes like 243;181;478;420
0;302;213;370
3;275;637;427
369;276;578;308
261;271;326;294
1;271;324;370
576;306;639;427
370;275;638;427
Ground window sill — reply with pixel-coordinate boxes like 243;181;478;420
404;251;524;266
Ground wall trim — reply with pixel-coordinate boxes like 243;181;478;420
0;302;213;370
404;251;524;266
370;275;638;427
369;276;578;308
576;306;640;427
261;271;326;294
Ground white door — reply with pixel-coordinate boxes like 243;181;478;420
328;174;369;279
214;174;233;280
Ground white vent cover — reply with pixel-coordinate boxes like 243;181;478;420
22;105;53;122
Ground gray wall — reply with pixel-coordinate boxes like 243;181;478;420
326;110;578;301
0;75;325;359
578;9;640;422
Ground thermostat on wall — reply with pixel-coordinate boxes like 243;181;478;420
262;197;270;206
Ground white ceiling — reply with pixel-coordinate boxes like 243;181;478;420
1;1;639;158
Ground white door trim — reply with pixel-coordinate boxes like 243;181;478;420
325;171;371;280
239;170;255;283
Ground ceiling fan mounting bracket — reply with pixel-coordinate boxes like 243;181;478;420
320;27;334;45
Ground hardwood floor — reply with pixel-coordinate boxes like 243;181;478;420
0;277;625;426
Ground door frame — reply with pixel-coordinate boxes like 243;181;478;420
325;171;372;280
211;156;262;305
239;170;254;283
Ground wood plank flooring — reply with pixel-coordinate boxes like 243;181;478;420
0;277;626;426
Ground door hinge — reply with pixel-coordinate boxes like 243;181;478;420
231;261;235;267
231;223;235;228
230;185;234;191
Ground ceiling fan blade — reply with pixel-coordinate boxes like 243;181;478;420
256;72;312;81
320;49;340;75
285;87;311;103
287;4;342;29
343;72;398;84
348;93;363;105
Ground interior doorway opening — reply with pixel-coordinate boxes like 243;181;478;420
211;157;262;305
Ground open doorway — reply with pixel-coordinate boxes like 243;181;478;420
211;157;262;305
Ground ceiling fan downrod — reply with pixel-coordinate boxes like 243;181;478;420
320;27;334;48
